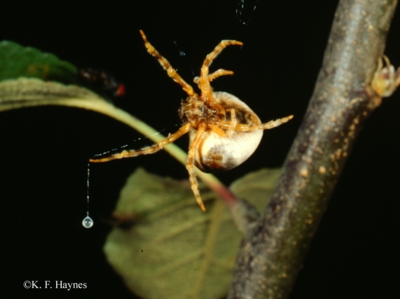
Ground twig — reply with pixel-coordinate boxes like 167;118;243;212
228;0;398;298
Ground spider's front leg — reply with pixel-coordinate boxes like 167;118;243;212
199;40;243;104
139;30;196;97
186;123;207;212
90;123;191;163
193;69;234;88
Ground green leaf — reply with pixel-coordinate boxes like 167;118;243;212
230;168;282;212
0;78;106;111
0;77;144;129
0;41;77;82
104;167;281;299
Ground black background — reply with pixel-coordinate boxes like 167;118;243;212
0;0;399;298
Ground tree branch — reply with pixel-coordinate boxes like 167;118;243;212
228;0;398;298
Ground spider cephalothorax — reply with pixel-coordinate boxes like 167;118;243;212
90;30;293;212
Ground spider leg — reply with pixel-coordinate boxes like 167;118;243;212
258;115;294;130
139;30;196;97
219;115;294;132
225;108;237;136
208;69;234;82
202;41;243;72
199;40;243;104
90;123;191;163
209;124;227;137
193;69;234;89
186;123;207;212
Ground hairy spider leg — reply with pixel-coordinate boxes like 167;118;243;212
235;115;294;132
89;123;192;163
207;69;235;82
217;115;293;132
193;69;234;87
139;30;196;97
209;124;227;137
199;40;243;105
186;123;207;212
225;108;238;136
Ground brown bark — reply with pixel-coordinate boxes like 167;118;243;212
228;1;398;298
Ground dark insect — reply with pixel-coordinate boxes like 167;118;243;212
79;68;125;97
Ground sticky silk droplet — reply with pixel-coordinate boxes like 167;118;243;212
82;216;93;228
82;163;93;229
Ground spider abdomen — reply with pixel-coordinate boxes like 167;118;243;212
192;128;263;172
190;91;263;173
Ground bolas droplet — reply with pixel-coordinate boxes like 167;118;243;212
82;216;93;229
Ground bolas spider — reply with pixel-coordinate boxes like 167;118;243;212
90;30;293;212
